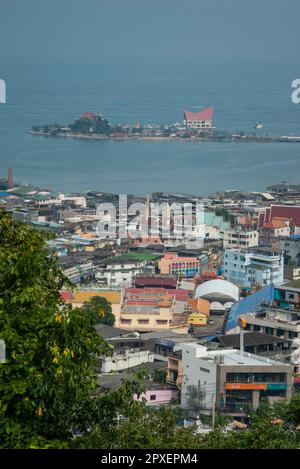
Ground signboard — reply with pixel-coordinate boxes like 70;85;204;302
267;383;287;391
226;383;267;391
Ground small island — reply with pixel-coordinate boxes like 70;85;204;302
30;109;300;143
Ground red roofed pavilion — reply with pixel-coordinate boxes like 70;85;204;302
183;107;214;129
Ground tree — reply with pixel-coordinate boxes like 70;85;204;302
0;212;109;448
81;296;115;326
215;207;236;227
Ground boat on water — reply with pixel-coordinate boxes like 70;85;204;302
254;122;264;129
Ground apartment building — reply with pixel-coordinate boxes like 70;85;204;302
221;227;259;250
223;247;284;287
180;343;293;414
159;252;201;278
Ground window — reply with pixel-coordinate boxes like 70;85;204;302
150;395;156;401
156;320;168;325
200;367;210;373
138;319;149;324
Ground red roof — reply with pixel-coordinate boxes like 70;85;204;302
80;112;97;120
184;107;214;122
259;205;300;227
135;277;177;288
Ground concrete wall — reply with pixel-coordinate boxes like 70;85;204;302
101;349;154;373
181;344;217;410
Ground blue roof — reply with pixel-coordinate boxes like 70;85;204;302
225;284;274;332
202;335;217;342
0;191;11;197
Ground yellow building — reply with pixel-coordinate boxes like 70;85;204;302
187;297;210;326
119;288;190;331
61;289;122;325
189;312;207;326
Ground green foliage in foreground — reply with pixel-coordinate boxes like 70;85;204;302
81;296;116;326
0;211;300;449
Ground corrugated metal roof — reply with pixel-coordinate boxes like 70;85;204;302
225;284;274;332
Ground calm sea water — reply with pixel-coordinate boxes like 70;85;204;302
1;60;300;196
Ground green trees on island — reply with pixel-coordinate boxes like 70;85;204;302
0;210;300;449
69;114;112;135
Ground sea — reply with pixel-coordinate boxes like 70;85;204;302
1;59;300;196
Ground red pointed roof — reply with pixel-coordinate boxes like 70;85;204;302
184;107;214;122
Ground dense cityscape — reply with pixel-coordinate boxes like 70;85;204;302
1;161;300;439
2;0;300;459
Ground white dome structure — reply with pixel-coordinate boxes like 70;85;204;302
195;279;239;304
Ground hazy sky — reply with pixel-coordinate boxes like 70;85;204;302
0;0;299;66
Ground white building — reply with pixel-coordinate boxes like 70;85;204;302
96;258;154;288
221;227;259;250
100;348;154;373
223;247;284;288
183;107;214;130
180;343;293;413
195;279;239;314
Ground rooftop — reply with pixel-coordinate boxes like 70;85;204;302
200;349;288;367
183;107;214;122
102;252;162;264
217;331;287;348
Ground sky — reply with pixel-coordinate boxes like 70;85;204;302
0;0;299;67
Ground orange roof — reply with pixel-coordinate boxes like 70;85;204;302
158;300;172;308
162;253;199;262
262;218;289;229
73;291;121;304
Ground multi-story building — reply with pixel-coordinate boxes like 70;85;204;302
118;287;189;331
158;253;201;278
221;227;259;250
167;351;183;388
240;314;300;344
95;256;154;287
277;234;300;265
180;343;293;414
259;218;291;246
63;261;96;284
223;247;284;288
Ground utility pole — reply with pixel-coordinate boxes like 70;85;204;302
212;391;216;431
